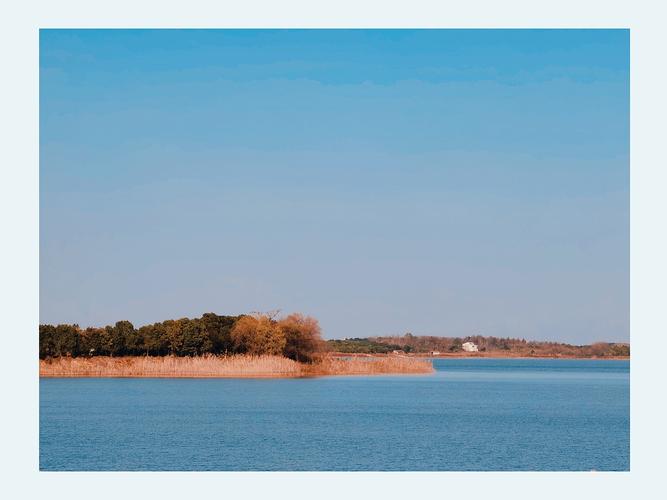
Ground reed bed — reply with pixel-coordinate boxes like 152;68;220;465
39;354;434;378
39;355;303;378
306;356;434;376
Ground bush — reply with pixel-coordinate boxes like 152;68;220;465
278;313;323;362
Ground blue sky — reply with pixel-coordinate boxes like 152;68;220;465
40;30;629;343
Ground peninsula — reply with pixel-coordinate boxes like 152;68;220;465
39;312;433;378
39;312;628;379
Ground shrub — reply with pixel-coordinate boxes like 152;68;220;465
278;313;323;362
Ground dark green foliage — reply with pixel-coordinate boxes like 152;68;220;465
54;324;81;357
140;323;169;356
39;324;56;358
80;327;106;356
200;313;236;354
325;338;402;354
39;314;240;359
181;318;212;356
39;312;322;361
108;321;132;356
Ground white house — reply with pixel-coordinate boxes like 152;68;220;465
462;341;479;352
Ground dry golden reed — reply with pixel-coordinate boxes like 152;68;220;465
305;356;434;376
39;355;433;378
39;355;302;378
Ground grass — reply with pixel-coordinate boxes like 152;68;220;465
39;354;434;378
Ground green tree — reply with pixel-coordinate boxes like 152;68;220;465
200;313;236;354
181;318;213;356
161;320;181;355
53;324;81;357
109;321;133;356
80;327;105;356
139;324;166;356
122;321;143;355
39;324;56;359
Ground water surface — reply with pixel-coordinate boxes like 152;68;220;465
40;358;629;471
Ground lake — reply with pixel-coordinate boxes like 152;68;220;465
39;358;629;471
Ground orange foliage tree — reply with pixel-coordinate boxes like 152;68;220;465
278;313;323;362
230;314;286;356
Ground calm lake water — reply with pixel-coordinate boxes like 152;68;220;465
40;358;629;471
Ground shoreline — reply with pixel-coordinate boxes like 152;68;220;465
39;355;435;379
330;352;630;360
39;352;629;379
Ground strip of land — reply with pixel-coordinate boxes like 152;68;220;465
39;355;434;378
329;335;630;359
330;352;629;360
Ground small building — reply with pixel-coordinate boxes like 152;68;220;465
430;351;441;356
462;342;479;352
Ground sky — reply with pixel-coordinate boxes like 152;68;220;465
39;29;629;343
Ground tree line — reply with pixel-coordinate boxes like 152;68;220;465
326;338;411;354
39;312;323;362
366;333;630;357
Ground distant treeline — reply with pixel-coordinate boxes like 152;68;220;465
39;312;323;362
328;334;630;357
40;317;629;361
327;338;406;354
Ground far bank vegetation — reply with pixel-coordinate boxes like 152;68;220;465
329;334;630;358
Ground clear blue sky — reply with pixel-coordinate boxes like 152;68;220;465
40;29;629;343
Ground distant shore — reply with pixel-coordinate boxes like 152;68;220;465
39;355;434;379
331;352;630;360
